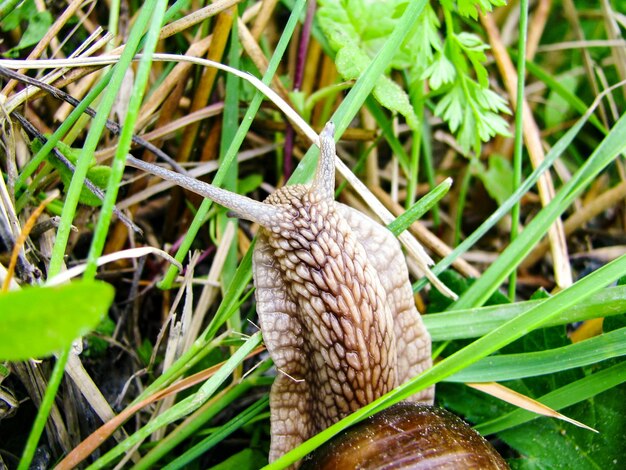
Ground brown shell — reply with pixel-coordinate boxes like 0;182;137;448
300;402;510;470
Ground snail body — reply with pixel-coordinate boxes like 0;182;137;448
252;138;434;459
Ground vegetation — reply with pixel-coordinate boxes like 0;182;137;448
0;0;625;468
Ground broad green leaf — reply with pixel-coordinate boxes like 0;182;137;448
544;75;579;129
500;382;626;469
209;449;267;470
3;9;52;57
0;281;114;360
476;155;514;205
32;139;111;207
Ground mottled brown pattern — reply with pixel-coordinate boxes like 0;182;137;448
262;184;397;420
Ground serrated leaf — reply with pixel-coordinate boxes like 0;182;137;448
435;78;511;152
318;0;420;129
0;281;114;360
434;82;465;132
456;32;490;52
421;51;456;89
457;0;507;20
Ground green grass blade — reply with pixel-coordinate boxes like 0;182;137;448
47;0;164;277
19;2;167;468
522;58;606;134
135;361;272;468
509;0;529;299
84;0;168;279
88;333;263;469
424;286;626;340
453;113;626;310
219;15;242;332
17;348;70;470
387;178;452;236
413;107;593;292
447;327;626;382
163;396;270;470
364;96;410;173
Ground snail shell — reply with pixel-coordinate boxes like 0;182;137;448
301;402;510;470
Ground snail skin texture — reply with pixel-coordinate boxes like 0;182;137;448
127;123;503;467
301;402;509;470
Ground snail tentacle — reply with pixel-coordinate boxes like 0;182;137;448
126;155;285;227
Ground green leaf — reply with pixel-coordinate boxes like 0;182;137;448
209;449;267;470
1;0;35;31
37;140;111;207
476;154;514;205
434;81;465;133
434;78;511;152
0;281;114;360
317;0;420;130
502;383;626;469
84;315;116;357
137;338;154;366
544;75;579;129
439;319;626;469
420;51;456;89
456;0;507;20
237;174;263;195
455;32;489;87
427;270;509;313
3;9;52;57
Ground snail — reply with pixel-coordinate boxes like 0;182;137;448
127;122;507;468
